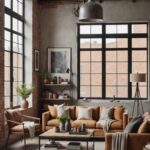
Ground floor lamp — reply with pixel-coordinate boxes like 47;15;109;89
130;73;146;116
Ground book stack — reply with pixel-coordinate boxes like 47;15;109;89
67;142;81;150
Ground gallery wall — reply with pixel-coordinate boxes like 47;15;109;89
39;1;150;114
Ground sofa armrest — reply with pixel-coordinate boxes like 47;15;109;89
123;113;128;129
105;133;150;150
128;116;133;123
42;111;51;132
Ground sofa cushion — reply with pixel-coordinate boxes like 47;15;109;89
138;120;150;133
65;106;76;120
48;105;57;118
124;116;143;133
77;107;93;120
114;106;124;121
96;120;123;129
71;120;96;128
47;119;60;127
100;106;114;120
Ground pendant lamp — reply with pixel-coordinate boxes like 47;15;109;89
79;0;103;22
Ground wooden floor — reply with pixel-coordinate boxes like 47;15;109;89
4;136;105;150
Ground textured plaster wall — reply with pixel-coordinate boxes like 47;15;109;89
39;1;150;115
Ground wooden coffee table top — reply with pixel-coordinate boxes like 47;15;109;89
39;129;94;140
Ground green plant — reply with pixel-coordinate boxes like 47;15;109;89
57;115;69;123
16;85;34;100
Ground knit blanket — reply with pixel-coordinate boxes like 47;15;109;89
112;132;128;150
23;121;35;138
97;119;115;132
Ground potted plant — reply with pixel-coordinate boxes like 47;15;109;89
16;85;34;109
43;71;51;84
57;115;69;131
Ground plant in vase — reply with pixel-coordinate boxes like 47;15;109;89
43;71;51;84
57;115;69;131
16;84;34;109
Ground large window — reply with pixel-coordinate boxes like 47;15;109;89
78;23;148;100
4;0;24;108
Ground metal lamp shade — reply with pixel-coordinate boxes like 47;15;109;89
79;0;103;22
130;73;146;83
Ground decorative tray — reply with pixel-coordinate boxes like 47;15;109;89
69;129;88;135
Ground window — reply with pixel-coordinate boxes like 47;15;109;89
4;0;24;108
78;23;148;100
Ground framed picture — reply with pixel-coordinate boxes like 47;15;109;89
48;47;71;78
34;49;40;71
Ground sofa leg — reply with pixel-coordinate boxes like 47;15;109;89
23;133;26;150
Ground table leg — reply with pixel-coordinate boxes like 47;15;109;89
92;132;95;150
39;137;40;150
87;141;89;150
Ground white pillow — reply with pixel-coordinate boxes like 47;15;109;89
54;104;69;118
77;107;93;120
100;106;114;120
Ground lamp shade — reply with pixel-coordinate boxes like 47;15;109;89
130;73;146;82
79;0;103;22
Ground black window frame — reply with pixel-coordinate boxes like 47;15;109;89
77;22;148;100
4;0;25;108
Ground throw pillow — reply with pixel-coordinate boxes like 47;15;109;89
48;105;57;118
77;107;93;120
100;106;114;120
54;104;70;118
143;112;150;121
124;116;143;133
138;120;150;133
114;106;124;121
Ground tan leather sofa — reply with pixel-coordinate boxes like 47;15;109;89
42;105;128;136
105;133;150;150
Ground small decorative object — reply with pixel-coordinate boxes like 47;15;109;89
59;77;62;84
80;123;86;132
65;119;71;132
16;84;34;109
52;93;57;100
49;92;53;99
63;93;68;99
53;76;57;84
57;115;69;131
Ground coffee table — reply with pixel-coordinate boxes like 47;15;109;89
39;129;95;150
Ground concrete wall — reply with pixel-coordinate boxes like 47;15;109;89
39;1;150;115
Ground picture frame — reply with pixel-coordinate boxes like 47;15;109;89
34;49;40;71
48;47;71;79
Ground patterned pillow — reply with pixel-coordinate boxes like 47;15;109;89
100;106;114;120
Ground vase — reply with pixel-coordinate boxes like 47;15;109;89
59;122;65;131
65;120;71;132
21;100;29;109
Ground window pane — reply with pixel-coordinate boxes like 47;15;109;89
18;69;23;81
13;43;19;52
18;36;23;44
5;41;11;51
132;51;147;62
106;74;116;85
91;25;102;34
117;25;128;34
80;39;90;49
80;51;90;62
13;18;18;32
5;82;10;96
13;53;18;67
106;25;117;34
13;96;21;107
106;38;116;48
106;63;116;73
80;25;90;34
5;52;10;67
18;2;23;16
118;74;128;85
5;14;11;29
80;63;90;73
91;51;102;61
18;55;23;67
118;63;128;73
132;86;147;98
91;74;102;85
5;67;10;81
132;24;147;34
117;38;128;48
91;63;101;73
13;82;18;95
13;68;18;81
132;38;147;48
5;0;11;8
80;74;90;85
91;38;102;48
18;21;23;33
118;86;128;97
13;0;18;13
5;31;11;41
80;86;90;97
5;97;11;108
106;86;117;97
118;51;128;61
13;34;18;43
132;62;146;73
91;86;101;97
106;51;116;61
